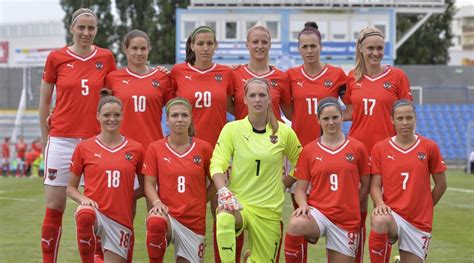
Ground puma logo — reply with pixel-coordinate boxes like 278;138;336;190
41;238;54;247
80;238;93;246
163;157;171;163
356;83;362;87
94;153;102;159
66;63;74;68
285;251;299;257
242;135;250;142
242;78;247;83
387;155;395;160
315;156;323;162
297;81;303;87
371;249;384;257
185;75;192;80
149;242;163;249
122;80;129;85
222;244;234;252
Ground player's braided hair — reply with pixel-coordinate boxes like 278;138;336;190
165;97;195;137
122;29;150;51
354;26;385;82
97;89;122;113
244;78;279;136
185;26;217;65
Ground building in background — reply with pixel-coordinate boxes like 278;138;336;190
450;5;474;65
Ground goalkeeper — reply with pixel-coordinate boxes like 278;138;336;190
210;78;302;262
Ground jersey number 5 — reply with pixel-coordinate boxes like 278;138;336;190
81;79;89;96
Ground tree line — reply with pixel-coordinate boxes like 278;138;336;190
60;0;455;65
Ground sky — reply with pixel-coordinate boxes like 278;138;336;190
0;0;472;24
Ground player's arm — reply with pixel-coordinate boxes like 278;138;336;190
343;104;353;121
134;174;145;200
293;180;310;217
431;172;447;206
226;95;235;115
144;174;168;215
359;174;370;206
281;103;293;121
39;80;54;148
66;172;98;208
370;174;391;215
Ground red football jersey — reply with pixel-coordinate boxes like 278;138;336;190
15;142;27;159
287;64;347;146
70;137;143;229
143;137;212;235
343;66;412;153
232;65;291;121
295;137;370;232
105;67;172;150
171;63;233;146
371;135;446;232
2;144;9;158
43;46;116;138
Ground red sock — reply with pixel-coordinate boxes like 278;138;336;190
291;198;308;263
146;216;168;263
75;209;96;263
355;211;367;263
284;233;305;263
369;231;391;263
94;236;104;262
213;222;243;263
41;208;63;263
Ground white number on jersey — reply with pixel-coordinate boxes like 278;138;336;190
195;91;211;108
401;172;409;190
330;173;338;191
362;98;376;115
132;95;146;112
305;98;318;115
81;79;89;96
106;170;120;188
177;176;186;193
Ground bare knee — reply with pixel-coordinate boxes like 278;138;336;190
287;216;315;236
370;214;393;233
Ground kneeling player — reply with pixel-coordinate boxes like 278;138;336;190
369;99;447;263
143;98;213;263
284;97;370;263
67;90;144;263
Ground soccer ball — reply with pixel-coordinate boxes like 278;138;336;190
392;255;400;263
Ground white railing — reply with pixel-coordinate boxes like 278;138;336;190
191;0;445;6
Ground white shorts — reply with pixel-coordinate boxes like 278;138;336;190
16;157;25;166
169;216;206;263
94;209;133;260
1;158;9;165
310;207;359;257
391;211;432;261
44;136;81;186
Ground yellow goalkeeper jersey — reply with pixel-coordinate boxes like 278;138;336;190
210;117;302;219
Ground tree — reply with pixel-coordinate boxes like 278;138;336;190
115;0;160;65
60;0;116;51
395;0;456;64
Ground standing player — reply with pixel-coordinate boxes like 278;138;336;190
211;78;301;262
67;90;143;263
1;137;10;177
15;135;27;177
143;97;213;263
105;29;172;150
284;97;370;263
170;26;233;147
343;26;413;262
287;22;347;146
232;25;292;121
38;8;116;262
369;100;447;263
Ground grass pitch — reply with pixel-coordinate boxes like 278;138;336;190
0;170;473;262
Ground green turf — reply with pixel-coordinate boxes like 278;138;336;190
0;170;473;262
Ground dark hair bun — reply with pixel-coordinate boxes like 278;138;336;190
100;88;113;97
304;21;318;30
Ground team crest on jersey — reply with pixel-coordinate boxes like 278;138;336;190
125;152;133;161
214;74;223;83
193;155;202;165
324;79;333;88
270;79;278;87
47;168;58;181
270;135;278;144
383;82;392;90
345;153;355;163
152;79;160;88
417;152;426;161
95;61;104;70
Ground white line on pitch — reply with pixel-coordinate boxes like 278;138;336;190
0;196;37;202
448;187;474;194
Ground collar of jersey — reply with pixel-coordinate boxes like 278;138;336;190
363;65;391;82
126;67;158;79
300;65;328;81
187;63;216;74
94;136;128;153
389;135;420;154
244;65;275;78
316;139;350;155
66;46;98;62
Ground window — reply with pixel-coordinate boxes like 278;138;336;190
183;21;196;39
204;21;216;31
246;21;257;32
225;22;237;39
374;23;387;39
266;21;279;39
330;21;347;41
